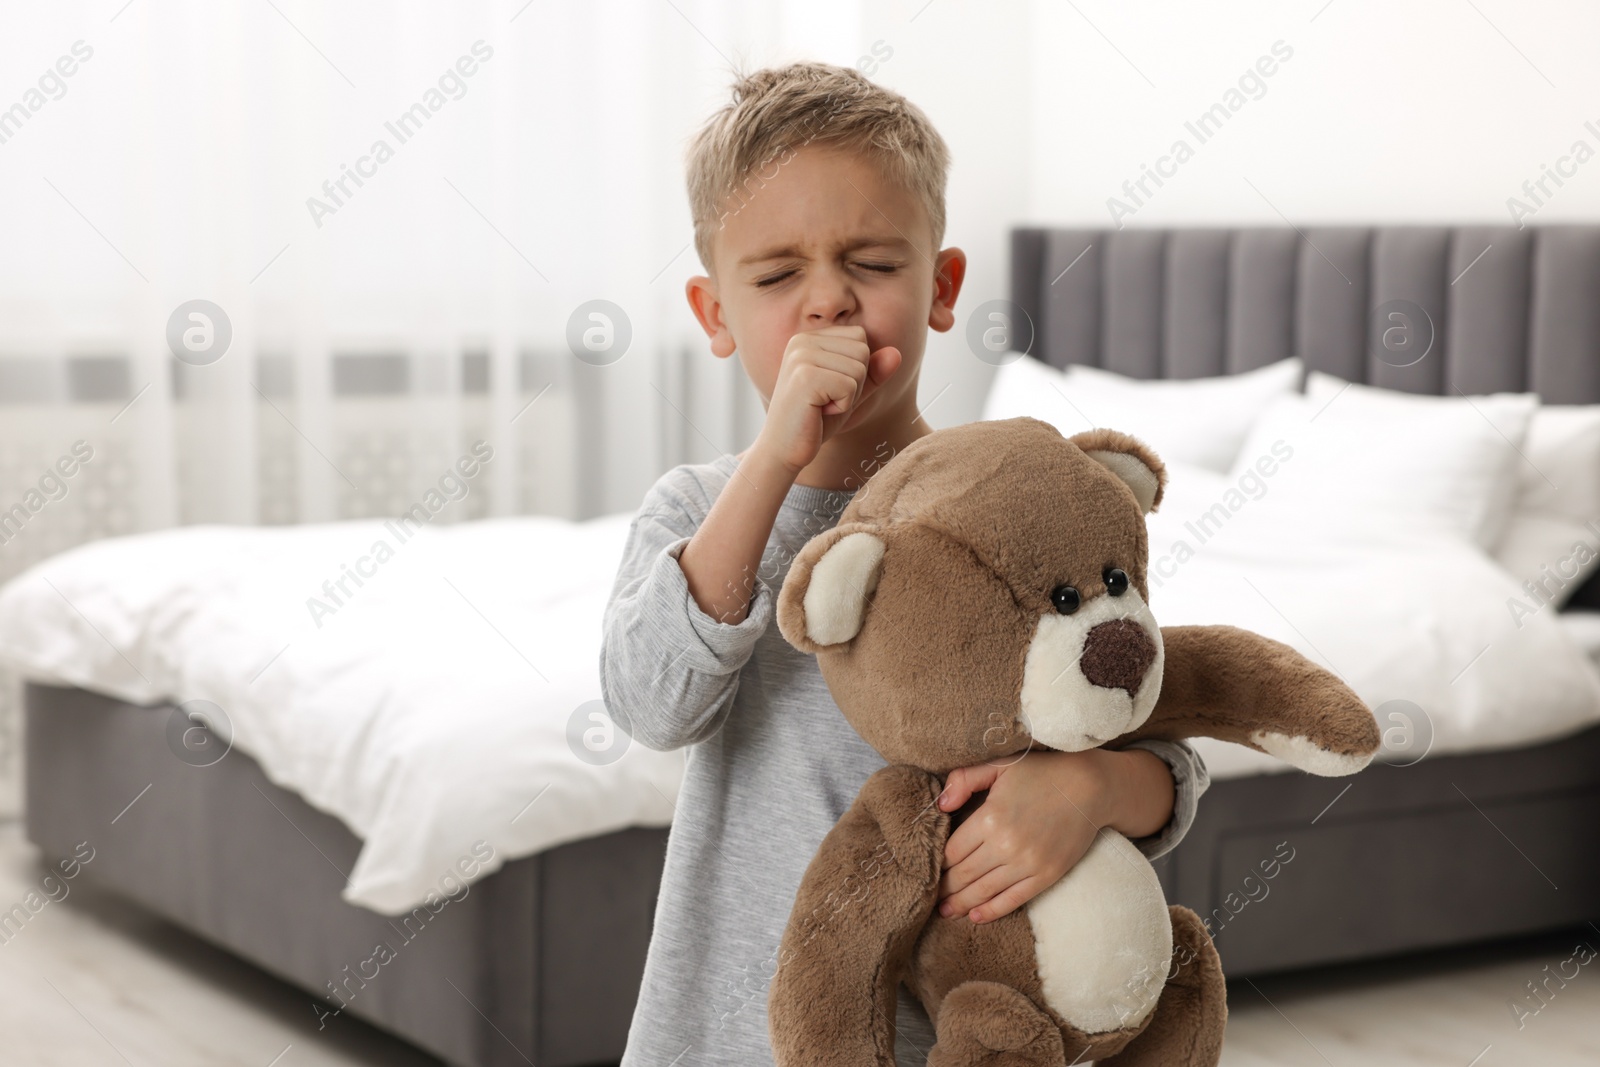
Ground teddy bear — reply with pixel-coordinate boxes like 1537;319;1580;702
768;416;1380;1067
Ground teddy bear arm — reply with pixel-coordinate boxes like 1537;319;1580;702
768;764;946;1067
1122;625;1381;777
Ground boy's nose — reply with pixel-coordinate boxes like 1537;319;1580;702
802;277;858;324
807;309;855;325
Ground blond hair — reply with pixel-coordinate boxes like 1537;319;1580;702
685;61;951;274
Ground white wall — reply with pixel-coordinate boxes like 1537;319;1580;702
863;0;1600;429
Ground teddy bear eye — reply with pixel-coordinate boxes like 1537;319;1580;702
1050;585;1081;614
1104;567;1129;596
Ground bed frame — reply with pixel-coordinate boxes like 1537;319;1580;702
24;682;665;1067
22;223;1600;1067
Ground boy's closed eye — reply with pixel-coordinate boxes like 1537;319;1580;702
754;260;905;288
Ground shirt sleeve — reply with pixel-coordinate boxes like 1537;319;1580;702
598;470;773;752
1115;737;1210;861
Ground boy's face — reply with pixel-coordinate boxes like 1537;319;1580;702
686;143;965;434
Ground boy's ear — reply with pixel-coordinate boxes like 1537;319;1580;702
927;247;968;333
1068;428;1167;514
777;522;886;653
685;274;736;358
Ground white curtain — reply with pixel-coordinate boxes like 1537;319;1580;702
0;0;898;810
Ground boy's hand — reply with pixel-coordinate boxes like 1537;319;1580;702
934;747;1176;924
753;325;902;475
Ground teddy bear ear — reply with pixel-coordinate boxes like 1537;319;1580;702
776;522;887;654
1068;428;1168;514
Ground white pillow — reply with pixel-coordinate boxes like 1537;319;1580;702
1242;373;1538;549
1491;404;1600;603
979;353;1078;427
980;356;1303;473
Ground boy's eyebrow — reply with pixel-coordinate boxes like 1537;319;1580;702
737;235;910;267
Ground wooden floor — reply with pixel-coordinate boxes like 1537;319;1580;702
1221;926;1600;1066
1;819;1595;1066
0;819;444;1067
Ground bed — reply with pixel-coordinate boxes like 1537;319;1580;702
6;222;1600;1067
1005;223;1600;973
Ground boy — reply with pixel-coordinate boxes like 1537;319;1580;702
599;61;1209;1066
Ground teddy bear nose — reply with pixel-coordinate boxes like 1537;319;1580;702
1080;620;1156;697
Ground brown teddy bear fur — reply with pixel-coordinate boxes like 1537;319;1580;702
767;416;1380;1066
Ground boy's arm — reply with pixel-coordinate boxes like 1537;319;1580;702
597;449;792;752
601;325;896;751
599;460;795;752
933;740;1209;923
1112;738;1210;861
677;447;796;625
674;322;899;625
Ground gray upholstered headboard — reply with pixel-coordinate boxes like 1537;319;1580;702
1008;224;1600;607
1009;225;1600;401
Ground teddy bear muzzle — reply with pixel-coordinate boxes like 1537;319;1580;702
1017;588;1166;752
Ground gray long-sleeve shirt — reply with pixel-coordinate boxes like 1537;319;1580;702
600;450;1210;1067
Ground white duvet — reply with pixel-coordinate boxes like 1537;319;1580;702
1144;463;1600;778
0;515;685;915
2;474;1598;913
